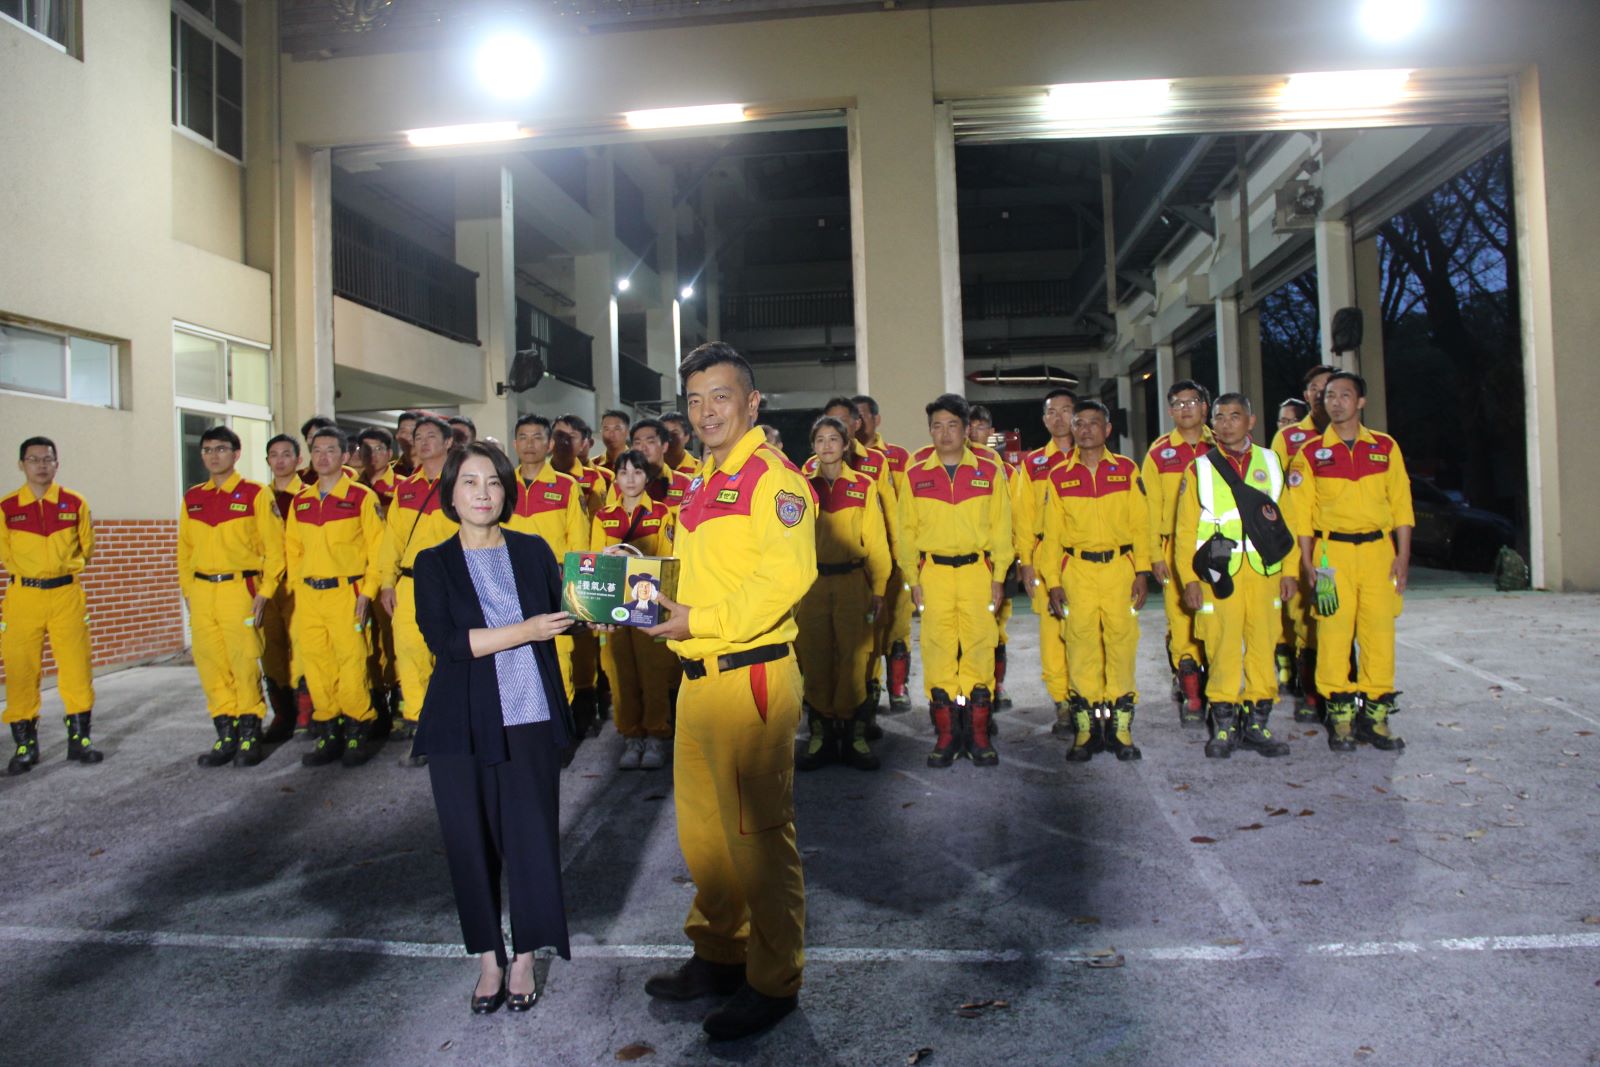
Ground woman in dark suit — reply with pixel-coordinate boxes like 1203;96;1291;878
412;441;575;1014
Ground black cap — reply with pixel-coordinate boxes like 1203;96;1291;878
1192;532;1237;600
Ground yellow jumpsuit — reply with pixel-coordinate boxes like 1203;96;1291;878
177;473;285;720
1272;417;1323;665
1142;428;1214;669
286;476;383;723
260;483;300;694
378;470;457;723
1287;425;1414;698
365;464;399;696
505;461;588;701
0;483;94;721
1039;451;1153;704
591;496;680;739
669;428;815;1000
866;437;915;683
1015;440;1074;704
1174;446;1296;704
796;467;891;718
897;447;1013;702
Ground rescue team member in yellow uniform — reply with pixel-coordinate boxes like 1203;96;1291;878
261;434;304;739
628;418;693;511
180;426;286;768
1174;394;1295;760
393;410;421;478
297;415;360;487
1015;388;1076;735
795;416;891;772
591;449;679;771
662;411;700;477
506;414;588;725
287;426;386;768
1142;380;1215;727
634;343;813;1042
1288;371;1413;753
967;405;1019;711
853;394;916;713
378;415;458;766
551;414;613;729
1042;400;1152;763
1273;364;1338;720
1278;398;1309;433
898;394;1012;769
595;409;632;471
358;426;400;730
1;437;102;774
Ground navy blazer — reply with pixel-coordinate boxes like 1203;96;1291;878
411;529;575;764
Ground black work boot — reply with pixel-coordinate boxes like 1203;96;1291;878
198;716;239;767
1275;643;1295;694
795;706;834;772
927;690;959;769
1355;692;1406;751
64;712;104;764
1294;650;1322;723
1240;699;1290;756
703;983;798;1042
1176;657;1205;728
341;717;376;767
233;714;265;767
1204;702;1238;759
1051;700;1076;739
368;690;393;740
862;679;884;741
571;688;599;739
1064;697;1098;763
887;641;912;711
994;644;1012;710
262;684;296;742
967;687;999;767
1324;692;1358;753
842;703;881;771
302;717;345;767
1104;694;1142;761
7;719;40;775
644;955;745;1001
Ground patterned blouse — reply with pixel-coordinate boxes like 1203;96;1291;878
462;542;551;727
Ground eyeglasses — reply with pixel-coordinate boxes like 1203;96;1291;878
1169;398;1205;410
199;446;237;456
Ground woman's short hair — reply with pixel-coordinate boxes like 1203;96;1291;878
439;441;517;525
613;448;650;476
810;415;850;444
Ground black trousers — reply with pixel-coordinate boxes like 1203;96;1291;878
428;722;571;966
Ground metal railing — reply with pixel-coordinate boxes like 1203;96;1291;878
962;279;1074;320
517;299;594;390
619;352;663;405
332;204;479;344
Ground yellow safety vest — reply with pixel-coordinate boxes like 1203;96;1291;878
1194;446;1286;577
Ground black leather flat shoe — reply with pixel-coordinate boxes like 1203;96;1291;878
471;981;506;1015
506;988;538;1012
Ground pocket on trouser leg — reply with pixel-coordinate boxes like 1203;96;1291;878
737;759;795;835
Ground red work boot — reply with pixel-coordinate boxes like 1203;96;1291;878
927;690;958;769
1295;650;1322;723
294;679;314;735
967;687;999;767
888;642;912;711
1176;657;1205;728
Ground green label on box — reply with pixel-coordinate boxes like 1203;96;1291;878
562;552;679;628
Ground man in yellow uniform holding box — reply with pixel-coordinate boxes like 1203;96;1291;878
898;394;1012;769
378;415;456;765
288;426;385;768
2;437;102;774
1174;394;1296;760
1042;400;1152;763
1142;379;1215;727
1015;388;1076;734
1287;371;1413;753
180;426;286;768
637;342;815;1042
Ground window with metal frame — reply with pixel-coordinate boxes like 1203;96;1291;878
0;0;74;52
170;0;244;160
0;319;120;408
174;323;273;491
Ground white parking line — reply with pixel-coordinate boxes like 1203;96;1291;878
1395;637;1600;728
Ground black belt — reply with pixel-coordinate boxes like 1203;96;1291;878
924;552;982;567
193;570;261;583
399;566;415;579
1067;544;1133;564
818;559;865;576
303;576;362;591
1316;530;1385;544
680;642;791;681
19;575;73;590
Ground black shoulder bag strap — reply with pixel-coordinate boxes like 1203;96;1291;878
1204;448;1294;562
398;475;443;564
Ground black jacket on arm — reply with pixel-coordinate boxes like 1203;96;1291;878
411;529;575;763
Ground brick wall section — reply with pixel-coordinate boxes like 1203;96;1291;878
0;520;185;689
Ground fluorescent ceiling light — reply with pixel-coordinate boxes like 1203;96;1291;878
623;103;747;130
475;33;543;99
1280;69;1412;110
1045;79;1172;120
1359;0;1425;42
404;122;526;148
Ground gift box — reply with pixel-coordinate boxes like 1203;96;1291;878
562;551;679;627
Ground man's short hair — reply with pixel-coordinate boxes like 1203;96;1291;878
554;413;592;438
447;415;476;432
1279;398;1309;420
514;413;551;435
600;409;631;426
1073;399;1112;421
822;395;857;418
969;404;994;425
925;393;970;425
1043;387;1077;407
266;433;301;457
358;426;396;452
679;341;756;393
308;426;349;454
438;442;517;525
630;418;668;445
1213;392;1252;413
200;425;242;451
19;436;57;461
300;415;336;440
397;410;422;427
660;412;691;435
412;415;452;443
1302;363;1341;389
1325;370;1367;397
1166;379;1210;407
851;394;880;417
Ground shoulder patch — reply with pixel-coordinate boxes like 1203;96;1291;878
774;490;806;529
1288;471;1304;488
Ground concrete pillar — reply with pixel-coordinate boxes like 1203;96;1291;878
1315;217;1358;371
278;145;335;427
644;305;679;405
1214;296;1242;395
1114;373;1134;456
1353;235;1388;429
702;183;721;346
454;165;516;446
578;149;620;409
1154;343;1176;408
644;174;680;401
1127;369;1148;457
848;91;963;441
1240;303;1264;417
